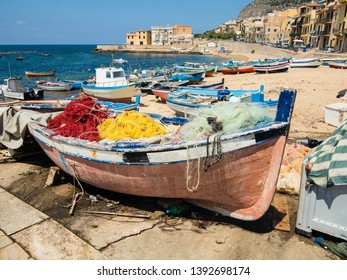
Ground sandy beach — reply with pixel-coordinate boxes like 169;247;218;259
139;44;347;141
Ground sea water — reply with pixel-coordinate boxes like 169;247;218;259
0;44;225;100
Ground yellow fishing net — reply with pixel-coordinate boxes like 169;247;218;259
98;111;168;140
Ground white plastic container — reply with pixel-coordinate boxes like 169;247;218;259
324;103;347;127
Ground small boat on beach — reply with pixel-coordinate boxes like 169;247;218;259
81;66;139;103
253;59;291;74
328;61;347;69
166;86;268;117
140;80;189;95
290;58;321;68
152;79;225;102
25;70;56;77
220;64;255;75
167;70;205;83
36;80;73;91
28;89;297;221
0;77;44;100
174;62;217;77
58;79;87;90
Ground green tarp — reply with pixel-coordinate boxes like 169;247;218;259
306;120;347;188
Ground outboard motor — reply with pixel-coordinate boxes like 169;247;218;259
217;89;231;101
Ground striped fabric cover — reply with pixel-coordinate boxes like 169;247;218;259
306;120;347;188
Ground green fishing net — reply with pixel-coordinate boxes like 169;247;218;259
179;102;275;141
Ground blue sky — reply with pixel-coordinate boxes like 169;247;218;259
1;0;253;45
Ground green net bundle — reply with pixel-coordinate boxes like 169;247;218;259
179;102;275;141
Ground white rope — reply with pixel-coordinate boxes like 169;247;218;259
185;133;203;192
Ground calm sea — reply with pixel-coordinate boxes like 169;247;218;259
0;45;225;99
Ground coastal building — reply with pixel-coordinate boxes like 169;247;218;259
151;24;193;45
279;9;299;45
217;20;241;35
151;26;173;45
264;12;284;44
315;0;336;50
332;0;347;52
171;24;194;45
246;17;265;43
126;30;152;45
290;2;323;47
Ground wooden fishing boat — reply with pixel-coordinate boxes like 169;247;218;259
290;58;321;68
64;80;87;89
253;60;291;73
82;66;139;103
20;100;71;112
220;64;255;74
166;87;271;117
25;70;56;77
175;63;217;77
167;70;205;83
36;80;73;91
0;77;44;100
152;79;225;102
140;80;189;95
166;95;278;118
28;89;296;221
328;61;347;69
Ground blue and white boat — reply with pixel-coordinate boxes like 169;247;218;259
166;86;277;117
253;58;292;73
82;66;139;103
167;70;205;83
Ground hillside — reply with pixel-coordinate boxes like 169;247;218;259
237;0;312;19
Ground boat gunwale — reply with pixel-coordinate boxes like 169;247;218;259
28;119;288;155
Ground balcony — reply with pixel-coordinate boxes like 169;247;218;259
320;17;332;24
319;30;329;36
333;28;343;36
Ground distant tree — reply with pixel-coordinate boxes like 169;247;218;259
197;30;237;40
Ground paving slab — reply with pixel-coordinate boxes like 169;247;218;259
11;218;108;260
69;214;157;250
0;191;48;235
0;242;30;260
0;230;13;249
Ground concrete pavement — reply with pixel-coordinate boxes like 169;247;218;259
0;160;341;261
0;187;108;260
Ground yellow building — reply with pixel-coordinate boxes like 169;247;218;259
126;30;152;46
279;9;298;45
316;0;336;50
300;3;322;46
290;3;322;46
333;0;347;52
264;12;286;44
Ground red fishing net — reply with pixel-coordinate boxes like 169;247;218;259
47;97;109;142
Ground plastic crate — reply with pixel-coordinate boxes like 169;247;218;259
324;103;347;127
295;163;347;241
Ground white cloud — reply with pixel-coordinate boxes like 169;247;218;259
16;20;27;25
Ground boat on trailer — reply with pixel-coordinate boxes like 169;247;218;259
28;89;296;221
